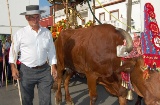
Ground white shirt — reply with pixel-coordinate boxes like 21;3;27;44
9;25;57;67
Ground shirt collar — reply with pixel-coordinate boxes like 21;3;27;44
27;25;42;32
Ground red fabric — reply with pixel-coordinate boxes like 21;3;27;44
124;34;142;58
121;72;129;82
141;3;160;69
143;54;160;68
0;56;3;62
16;60;21;65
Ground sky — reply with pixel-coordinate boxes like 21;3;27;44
39;0;52;17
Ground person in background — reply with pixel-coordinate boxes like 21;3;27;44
4;37;11;83
0;39;3;86
9;5;57;105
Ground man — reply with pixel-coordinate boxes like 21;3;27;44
9;5;57;105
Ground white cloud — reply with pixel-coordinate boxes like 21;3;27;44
40;6;50;17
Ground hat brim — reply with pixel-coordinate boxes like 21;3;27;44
20;10;45;15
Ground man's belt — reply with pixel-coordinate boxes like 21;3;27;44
31;62;47;69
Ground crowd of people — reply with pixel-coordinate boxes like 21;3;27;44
0;36;13;85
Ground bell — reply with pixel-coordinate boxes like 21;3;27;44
121;80;125;87
125;83;128;89
126;90;134;100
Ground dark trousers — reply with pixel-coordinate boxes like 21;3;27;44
6;60;11;81
20;63;53;105
0;62;2;81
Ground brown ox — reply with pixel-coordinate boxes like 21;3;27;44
54;24;132;105
54;24;160;105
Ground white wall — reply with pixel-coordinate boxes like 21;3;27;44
95;3;126;21
131;0;141;32
94;0;141;32
0;0;39;35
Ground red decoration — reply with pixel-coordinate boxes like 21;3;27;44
152;35;160;50
141;3;160;73
146;3;154;11
121;72;129;82
149;22;159;35
143;54;160;68
147;10;156;19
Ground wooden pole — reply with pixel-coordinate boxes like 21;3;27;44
6;0;12;35
126;0;132;33
66;0;69;29
53;0;55;25
6;0;13;89
17;79;22;105
6;0;22;105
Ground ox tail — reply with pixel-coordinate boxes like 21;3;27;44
117;28;133;53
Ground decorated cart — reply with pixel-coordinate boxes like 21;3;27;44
47;0;95;40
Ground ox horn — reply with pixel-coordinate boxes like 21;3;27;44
117;28;133;53
126;90;134;100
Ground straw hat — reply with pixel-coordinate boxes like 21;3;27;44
20;5;45;15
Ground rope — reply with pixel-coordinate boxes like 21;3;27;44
86;0;102;25
95;0;141;32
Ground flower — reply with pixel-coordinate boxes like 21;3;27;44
85;20;94;27
51;19;67;38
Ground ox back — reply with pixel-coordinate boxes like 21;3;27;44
55;24;124;77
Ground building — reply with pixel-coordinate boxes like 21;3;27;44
39;3;65;28
44;0;141;32
94;0;141;32
40;0;160;35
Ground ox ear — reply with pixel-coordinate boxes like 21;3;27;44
116;28;133;53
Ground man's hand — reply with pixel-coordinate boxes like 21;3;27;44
51;64;57;80
10;63;20;80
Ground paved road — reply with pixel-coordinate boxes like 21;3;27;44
0;76;140;105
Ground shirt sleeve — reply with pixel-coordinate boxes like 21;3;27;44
9;32;20;64
47;31;57;65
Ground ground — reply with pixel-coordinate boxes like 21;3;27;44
0;76;140;105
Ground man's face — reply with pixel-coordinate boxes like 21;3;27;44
25;14;40;27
